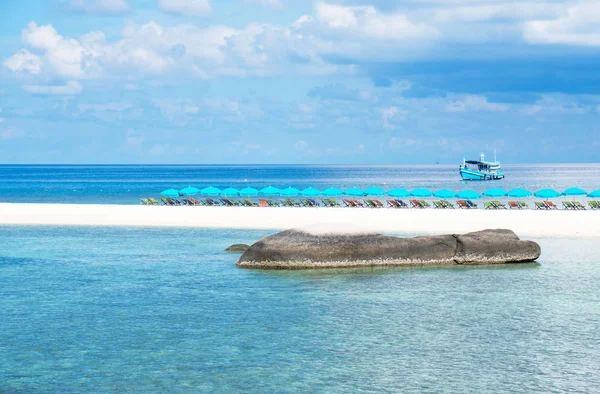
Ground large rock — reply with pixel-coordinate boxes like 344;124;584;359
225;244;250;253
236;228;540;269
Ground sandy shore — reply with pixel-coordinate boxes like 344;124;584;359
0;203;598;237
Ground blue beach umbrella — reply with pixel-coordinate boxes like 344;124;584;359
434;189;456;199
239;187;259;197
534;188;560;199
562;187;587;196
411;188;433;198
588;190;600;198
387;188;410;198
179;186;200;196
301;187;321;197
344;187;364;197
483;188;507;198
322;187;343;197
364;187;386;196
221;187;239;196
260;186;281;196
161;188;180;197
458;190;482;200
280;187;300;197
201;186;222;196
508;188;532;198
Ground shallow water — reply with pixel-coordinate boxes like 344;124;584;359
1;225;599;392
1;164;599;204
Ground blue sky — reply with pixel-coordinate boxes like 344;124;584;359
1;0;599;164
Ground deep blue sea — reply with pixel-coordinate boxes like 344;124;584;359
0;164;599;204
1;226;599;392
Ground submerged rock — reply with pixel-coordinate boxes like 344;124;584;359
236;228;540;269
225;244;250;253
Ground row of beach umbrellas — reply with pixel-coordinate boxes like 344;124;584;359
162;186;600;199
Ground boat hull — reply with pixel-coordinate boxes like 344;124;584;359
460;167;504;181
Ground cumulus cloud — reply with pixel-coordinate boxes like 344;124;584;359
61;0;130;15
3;49;41;74
380;106;404;129
158;0;212;17
22;81;83;95
524;1;600;46
445;95;508;112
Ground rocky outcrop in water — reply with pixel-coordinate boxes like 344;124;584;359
236;229;540;269
225;244;250;253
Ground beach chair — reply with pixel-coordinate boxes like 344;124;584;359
534;201;548;210
433;201;445;209
394;199;409;208
562;201;575;210
492;201;507;209
410;200;423;209
418;200;431;208
387;199;397;208
466;200;477;209
544;201;558;210
589;201;600;210
518;201;528;209
440;200;454;209
160;197;172;206
572;201;586;210
456;200;468;209
140;198;150;205
484;202;495;210
364;200;376;208
508;201;519;209
329;199;341;207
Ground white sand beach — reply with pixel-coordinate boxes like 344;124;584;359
0;203;598;237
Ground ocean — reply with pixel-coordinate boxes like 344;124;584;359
1;165;600;392
1;164;599;204
1;226;599;392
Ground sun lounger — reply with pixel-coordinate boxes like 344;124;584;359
457;200;469;209
160;197;172;205
140;198;150;205
544;200;558;210
589;201;600;210
433;201;445;209
491;201;507;209
572;201;586;210
484;202;495;210
417;200;430;208
410;200;423;209
465;200;477;209
440;200;455;209
534;201;548;210
394;199;408;208
562;201;575;210
508;201;519;209
517;201;528;209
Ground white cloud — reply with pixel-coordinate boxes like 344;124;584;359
445;95;508;112
524;0;600;46
304;2;440;41
22;81;83;95
520;94;589;115
158;0;211;17
62;0;130;15
381;106;404;129
3;49;41;74
433;2;565;23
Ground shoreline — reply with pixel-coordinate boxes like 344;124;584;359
0;203;599;237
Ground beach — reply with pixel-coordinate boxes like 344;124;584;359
1;203;598;237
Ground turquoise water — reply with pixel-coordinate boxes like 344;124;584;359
1;225;599;392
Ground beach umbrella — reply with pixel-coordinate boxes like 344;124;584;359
322;187;343;197
301;187;321;197
534;188;560;199
387;188;410;198
344;187;364;197
588;190;600;198
280;187;300;197
508;188;532;198
364;187;386;196
179;186;200;196
239;187;259;197
458;190;482;200
434;189;456;199
260;186;281;196
562;187;587;196
201;186;222;196
221;187;239;196
411;188;433;198
483;188;507;198
161;188;180;197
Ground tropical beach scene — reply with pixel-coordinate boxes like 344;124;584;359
1;1;600;393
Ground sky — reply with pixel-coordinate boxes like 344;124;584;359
1;0;600;164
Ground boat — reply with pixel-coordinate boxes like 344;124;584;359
459;152;504;181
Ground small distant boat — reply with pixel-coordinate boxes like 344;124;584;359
459;152;504;181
